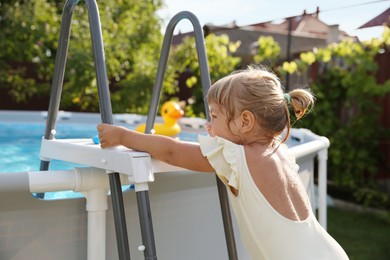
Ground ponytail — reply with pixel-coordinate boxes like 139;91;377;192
287;89;315;120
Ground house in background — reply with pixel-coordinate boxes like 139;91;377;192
172;8;357;97
173;8;357;64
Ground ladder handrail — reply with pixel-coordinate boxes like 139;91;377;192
145;11;211;132
83;1;132;259
40;0;79;174
40;0;131;259
85;0;113;124
144;11;238;260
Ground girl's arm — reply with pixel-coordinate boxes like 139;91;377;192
97;123;214;173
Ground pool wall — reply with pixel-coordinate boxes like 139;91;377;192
0;111;330;260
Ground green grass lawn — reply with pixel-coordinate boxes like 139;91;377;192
327;207;390;260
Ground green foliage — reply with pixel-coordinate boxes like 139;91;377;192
253;36;280;64
0;0;171;113
0;0;60;103
170;33;241;116
285;35;390;207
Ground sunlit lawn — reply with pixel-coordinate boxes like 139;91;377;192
328;206;390;260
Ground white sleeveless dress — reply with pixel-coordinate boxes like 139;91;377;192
198;135;349;260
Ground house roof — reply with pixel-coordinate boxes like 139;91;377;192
172;8;356;60
249;9;326;34
242;9;351;41
203;25;328;57
358;7;390;29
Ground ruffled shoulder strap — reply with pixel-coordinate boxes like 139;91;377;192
198;135;239;190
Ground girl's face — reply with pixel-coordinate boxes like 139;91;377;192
206;102;242;143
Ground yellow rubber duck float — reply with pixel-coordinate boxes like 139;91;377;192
135;101;184;137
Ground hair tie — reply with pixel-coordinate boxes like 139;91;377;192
284;93;291;104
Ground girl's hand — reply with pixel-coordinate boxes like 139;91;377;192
96;123;127;149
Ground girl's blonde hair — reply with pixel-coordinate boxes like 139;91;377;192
206;66;314;142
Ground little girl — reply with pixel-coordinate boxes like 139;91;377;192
97;66;349;259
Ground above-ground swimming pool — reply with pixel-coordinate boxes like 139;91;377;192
0;110;330;260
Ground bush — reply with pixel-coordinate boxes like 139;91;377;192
285;31;390;208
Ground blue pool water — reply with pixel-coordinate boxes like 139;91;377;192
1;122;99;173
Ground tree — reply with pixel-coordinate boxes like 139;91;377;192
282;30;390;207
253;36;281;65
170;33;241;116
0;0;60;105
0;0;173;113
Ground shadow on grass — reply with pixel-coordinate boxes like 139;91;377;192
328;207;390;260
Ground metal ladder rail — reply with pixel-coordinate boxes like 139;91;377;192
39;0;131;259
143;11;238;260
38;0;79;178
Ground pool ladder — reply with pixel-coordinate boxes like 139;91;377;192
40;0;238;259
